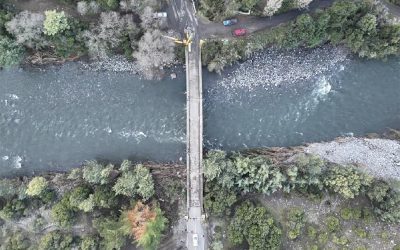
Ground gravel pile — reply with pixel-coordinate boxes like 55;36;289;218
305;137;400;180
79;55;139;73
216;46;349;92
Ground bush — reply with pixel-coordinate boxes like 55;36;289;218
0;178;26;199
323;165;373;199
2;230;30;250
51;193;75;227
26;177;48;197
286;207;306;240
82;160;113;185
113;164;154;200
38;230;73;250
93;216;129;250
228;201;282;250
0;35;24;68
79;235;99;250
0;198;27;219
326;216;340;232
204;182;237;217
43;10;69;36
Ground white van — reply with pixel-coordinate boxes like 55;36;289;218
193;234;198;247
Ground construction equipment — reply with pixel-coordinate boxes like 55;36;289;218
163;30;193;52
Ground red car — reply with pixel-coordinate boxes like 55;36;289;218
232;28;247;37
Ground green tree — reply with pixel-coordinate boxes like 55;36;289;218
0;36;24;68
38;231;73;250
136;207;168;250
323;165;372;199
204;182;237;217
43;10;69;36
82;160;113;185
2;230;30;250
93;216;129;250
79;235;99;250
228;201;282;250
51;193;75;227
26;177;48;197
113;164;154;200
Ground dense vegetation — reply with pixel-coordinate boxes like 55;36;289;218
199;0;313;21
204;150;400;249
0;160;174;250
202;0;400;72
0;0;176;79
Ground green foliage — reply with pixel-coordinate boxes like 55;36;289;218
43;10;70;36
368;184;400;223
68;186;91;208
26;177;48;197
79;235;99;250
0;178;26;200
318;231;329;245
307;226;317;240
50;19;87;58
354;227;368;238
113;164;154;200
285;207;306;240
1;230;30;250
340;207;362;220
136;207;168;250
38;230;73;250
228;201;282;250
291;154;324;193
120;159;132;172
204;182;237;217
0;198;27;220
93;185;118;209
51;193;76;227
0;35;24;68
326;216;340;232
323;165;373;199
97;0;118;10
332;234;348;245
0;10;12;36
82;160;113;185
93;216;129;250
67;168;82;180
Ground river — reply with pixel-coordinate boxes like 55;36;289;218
0;48;399;176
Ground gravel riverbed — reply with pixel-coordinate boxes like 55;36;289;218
305;137;400;180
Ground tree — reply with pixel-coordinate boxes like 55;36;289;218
6;11;46;49
133;29;175;79
38;231;73;250
93;216;129;250
323;165;373;199
228;201;282;250
26;177;48;197
2;230;30;250
79;236;99;250
204;182;237;217
82;160;113;185
263;0;283;16
367;182;400;223
43;10;69;36
51;193;76;227
125;202;168;250
113;164;154;200
0;36;24;68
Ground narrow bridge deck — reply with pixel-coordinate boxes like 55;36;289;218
185;37;205;249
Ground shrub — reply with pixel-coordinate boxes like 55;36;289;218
43;10;69;36
0;9;12;35
92;185;118;209
113;164;154;200
68;186;91;208
286;207;306;240
307;226;317;240
228;201;282;250
82;160;113;185
0;35;24;68
326;216;340;232
332;235;348;245
38;230;73;250
5;11;46;49
0;198;27;219
51;193;75;227
93;216;129;250
204;182;237;217
0;178;26;199
2;230;30;250
26;177;48;197
323;165;373;199
79;235;99;250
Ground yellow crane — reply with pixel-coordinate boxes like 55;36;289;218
163;31;193;52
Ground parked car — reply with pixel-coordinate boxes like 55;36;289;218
223;18;238;26
153;12;167;18
232;28;247;37
193;234;198;247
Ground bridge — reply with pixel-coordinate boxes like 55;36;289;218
185;24;207;250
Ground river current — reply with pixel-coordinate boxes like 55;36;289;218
0;48;399;176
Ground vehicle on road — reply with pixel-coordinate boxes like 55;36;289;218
232;28;247;37
223;18;238;26
193;234;198;247
153;12;167;18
